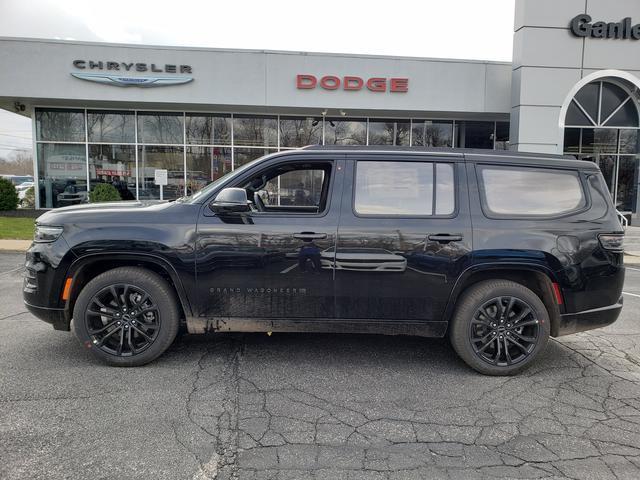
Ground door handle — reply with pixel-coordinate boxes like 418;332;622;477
293;232;328;240
428;234;463;243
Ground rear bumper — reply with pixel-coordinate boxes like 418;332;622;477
24;301;70;331
555;297;623;336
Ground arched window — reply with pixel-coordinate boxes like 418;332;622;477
566;81;639;128
563;80;640;216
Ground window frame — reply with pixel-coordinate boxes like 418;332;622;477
475;163;592;220
351;158;459;219
225;158;336;218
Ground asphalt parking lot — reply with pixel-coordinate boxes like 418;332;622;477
2;252;640;479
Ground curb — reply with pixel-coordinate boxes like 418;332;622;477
0;240;32;252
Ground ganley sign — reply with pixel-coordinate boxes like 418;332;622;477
570;14;640;39
71;60;194;87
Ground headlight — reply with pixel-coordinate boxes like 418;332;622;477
34;225;63;243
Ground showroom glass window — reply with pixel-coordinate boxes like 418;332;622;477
368;119;410;146
324;118;367;145
279;116;323;147
35;109;86;208
411;120;453;147
137;112;184;144
563;80;640;215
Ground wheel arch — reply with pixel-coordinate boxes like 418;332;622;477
444;263;563;337
62;253;193;328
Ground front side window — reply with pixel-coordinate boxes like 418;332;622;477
240;162;332;214
478;165;586;217
354;161;455;216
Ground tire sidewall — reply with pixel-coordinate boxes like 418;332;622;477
450;280;551;376
73;267;180;366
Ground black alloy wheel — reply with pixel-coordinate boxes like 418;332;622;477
86;284;160;357
449;279;550;376
73;267;180;366
469;296;540;366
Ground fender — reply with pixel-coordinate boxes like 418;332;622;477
442;260;562;326
64;251;194;320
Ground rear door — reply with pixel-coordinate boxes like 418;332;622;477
334;154;472;324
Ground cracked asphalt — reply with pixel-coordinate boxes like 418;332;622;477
1;251;640;480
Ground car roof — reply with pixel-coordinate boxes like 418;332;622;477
293;145;597;170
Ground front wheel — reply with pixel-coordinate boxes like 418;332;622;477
73;267;180;366
449;280;550;376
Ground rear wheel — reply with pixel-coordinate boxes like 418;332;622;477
449;280;550;375
73;267;180;366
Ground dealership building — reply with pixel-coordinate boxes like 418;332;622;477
0;0;639;220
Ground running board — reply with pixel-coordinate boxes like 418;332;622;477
186;317;448;338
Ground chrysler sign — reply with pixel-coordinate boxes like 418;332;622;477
296;74;409;93
71;60;194;87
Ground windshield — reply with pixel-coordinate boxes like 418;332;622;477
179;156;266;204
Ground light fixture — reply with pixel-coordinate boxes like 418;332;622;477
340;110;346;117
321;109;328;116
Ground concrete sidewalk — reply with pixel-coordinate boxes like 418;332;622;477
0;240;32;252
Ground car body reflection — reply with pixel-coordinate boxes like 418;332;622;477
320;247;407;272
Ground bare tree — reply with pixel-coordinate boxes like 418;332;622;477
0;150;33;175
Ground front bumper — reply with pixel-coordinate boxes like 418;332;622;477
24;301;70;331
555;297;623;336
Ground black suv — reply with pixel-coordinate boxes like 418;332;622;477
24;147;625;375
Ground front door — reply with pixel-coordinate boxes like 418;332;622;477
334;156;472;325
194;156;344;321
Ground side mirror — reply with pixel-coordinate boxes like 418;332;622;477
210;187;251;214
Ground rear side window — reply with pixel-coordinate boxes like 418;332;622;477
354;160;455;216
478;165;586;217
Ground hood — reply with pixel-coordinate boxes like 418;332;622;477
36;200;174;225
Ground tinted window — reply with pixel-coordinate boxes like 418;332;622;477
368;120;410;146
479;165;586;216
354;161;455;216
233;115;278;147
185;114;231;145
279;117;323;147
263;169;326;207
324;119;367;145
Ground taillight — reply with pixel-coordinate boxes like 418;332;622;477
598;233;624;251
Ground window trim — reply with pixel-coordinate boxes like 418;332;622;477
351;158;459;219
475;163;592;220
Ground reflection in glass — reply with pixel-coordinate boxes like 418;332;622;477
494;122;510;150
234;148;276;168
616;156;639;211
137;113;184;144
186;114;231;145
619;129;640;154
435;163;455;215
563;128;581;155
37;143;87;208
279;117;323;147
233;116;278;147
581;129;618;154
324;119;367;145
36;109;85;142
411;120;453;147
89;145;136;200
368;120;410;146
186;146;232;195
137;146;184;200
355;161;434;215
457;121;494;149
480;166;586;216
87;111;135;143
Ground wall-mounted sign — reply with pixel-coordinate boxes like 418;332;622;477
570;14;640;39
70;60;194;87
296;74;409;93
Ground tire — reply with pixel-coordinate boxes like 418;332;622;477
73;267;180;366
449;279;550;376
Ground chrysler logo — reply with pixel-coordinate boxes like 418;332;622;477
71;72;194;87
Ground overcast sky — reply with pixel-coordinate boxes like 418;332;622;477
0;0;515;158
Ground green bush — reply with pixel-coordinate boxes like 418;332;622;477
20;186;35;209
0;178;19;211
89;183;122;203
